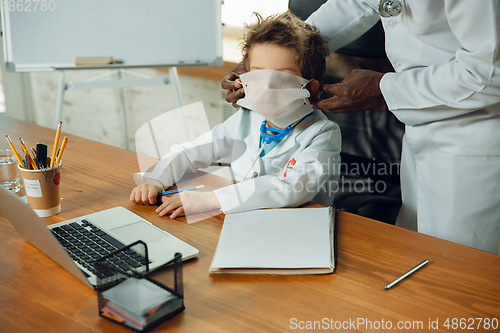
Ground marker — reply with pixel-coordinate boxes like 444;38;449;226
54;136;68;166
158;185;205;197
36;143;48;168
384;259;429;290
50;121;62;167
4;135;25;168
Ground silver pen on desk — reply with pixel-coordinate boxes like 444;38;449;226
384;259;429;290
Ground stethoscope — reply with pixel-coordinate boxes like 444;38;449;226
242;111;314;181
378;0;402;17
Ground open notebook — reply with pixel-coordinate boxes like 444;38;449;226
210;207;336;275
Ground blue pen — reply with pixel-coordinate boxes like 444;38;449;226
158;185;205;197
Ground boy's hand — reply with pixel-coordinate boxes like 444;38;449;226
156;191;221;219
130;184;163;205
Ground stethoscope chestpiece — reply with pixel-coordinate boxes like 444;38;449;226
378;0;402;17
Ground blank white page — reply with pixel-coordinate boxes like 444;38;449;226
211;207;332;269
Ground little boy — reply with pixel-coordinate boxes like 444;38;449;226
130;12;341;218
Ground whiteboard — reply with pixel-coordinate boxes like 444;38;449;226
1;0;223;72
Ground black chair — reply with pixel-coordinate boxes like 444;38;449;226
289;0;405;224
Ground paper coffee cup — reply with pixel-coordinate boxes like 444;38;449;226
18;163;62;217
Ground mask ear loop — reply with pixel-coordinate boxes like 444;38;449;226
301;79;313;105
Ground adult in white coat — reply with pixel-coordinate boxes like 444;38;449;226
310;0;500;254
221;1;500;254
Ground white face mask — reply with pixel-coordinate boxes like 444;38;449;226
237;70;313;128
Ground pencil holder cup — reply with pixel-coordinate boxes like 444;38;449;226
18;162;62;217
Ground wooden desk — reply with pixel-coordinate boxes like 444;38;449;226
1;115;499;332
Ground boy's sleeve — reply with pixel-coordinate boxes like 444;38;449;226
134;110;247;188
214;121;341;214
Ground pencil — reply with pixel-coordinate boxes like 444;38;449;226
4;135;25;169
54;136;68;166
29;149;38;169
158;185;205;196
50;121;62;167
19;137;38;170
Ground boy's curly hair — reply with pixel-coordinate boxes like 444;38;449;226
240;11;330;82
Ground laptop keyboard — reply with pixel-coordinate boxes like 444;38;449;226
50;219;150;279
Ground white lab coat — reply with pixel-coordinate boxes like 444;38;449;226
134;108;341;214
307;0;500;253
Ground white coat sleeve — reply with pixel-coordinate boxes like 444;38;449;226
133;111;247;188
213;122;341;214
305;0;380;54
381;1;500;125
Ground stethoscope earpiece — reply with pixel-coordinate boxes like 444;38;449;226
378;0;402;17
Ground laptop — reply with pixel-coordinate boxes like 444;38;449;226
0;185;199;289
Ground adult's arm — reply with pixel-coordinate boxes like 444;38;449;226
305;0;387;114
305;0;380;54
381;1;500;125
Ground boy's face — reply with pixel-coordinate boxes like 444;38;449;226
248;43;302;77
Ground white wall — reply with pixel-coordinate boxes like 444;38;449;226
26;68;228;151
0;39;34;121
222;0;289;28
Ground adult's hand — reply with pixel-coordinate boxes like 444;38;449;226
221;62;245;108
312;69;388;114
